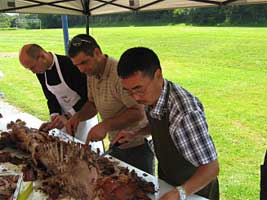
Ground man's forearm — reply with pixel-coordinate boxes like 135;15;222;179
77;101;97;121
182;159;219;196
103;104;144;131
134;124;151;137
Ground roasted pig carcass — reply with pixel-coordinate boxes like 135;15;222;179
0;119;156;199
33;141;100;199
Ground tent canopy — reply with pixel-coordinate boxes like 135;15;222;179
2;0;266;54
1;0;267;16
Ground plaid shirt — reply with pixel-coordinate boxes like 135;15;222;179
146;79;217;167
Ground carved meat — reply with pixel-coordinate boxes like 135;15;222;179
97;170;155;200
0;152;24;165
0;174;20;200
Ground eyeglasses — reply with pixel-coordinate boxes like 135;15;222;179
126;88;146;97
69;37;92;48
125;79;154;97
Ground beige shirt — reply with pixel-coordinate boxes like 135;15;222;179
87;56;148;148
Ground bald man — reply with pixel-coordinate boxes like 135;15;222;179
19;44;103;152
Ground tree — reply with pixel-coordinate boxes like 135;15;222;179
0;14;11;28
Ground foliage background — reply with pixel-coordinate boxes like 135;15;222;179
1;5;267;28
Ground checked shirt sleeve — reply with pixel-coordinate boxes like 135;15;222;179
170;110;217;167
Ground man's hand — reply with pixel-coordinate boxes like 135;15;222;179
85;122;107;145
160;188;180;200
50;115;67;129
39;115;67;132
66;113;80;136
111;130;136;146
39;122;51;132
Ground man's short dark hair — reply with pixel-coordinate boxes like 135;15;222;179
68;34;100;58
117;47;161;79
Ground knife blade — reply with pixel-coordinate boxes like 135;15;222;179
70;127;76;143
100;141;121;157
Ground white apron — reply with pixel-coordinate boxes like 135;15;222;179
45;53;103;153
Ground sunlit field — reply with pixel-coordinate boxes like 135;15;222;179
0;26;266;199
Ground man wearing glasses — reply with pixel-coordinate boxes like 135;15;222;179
114;47;219;200
66;34;154;174
19;44;103;152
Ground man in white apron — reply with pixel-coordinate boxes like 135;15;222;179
19;44;104;153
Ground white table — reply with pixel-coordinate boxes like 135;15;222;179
0;112;207;200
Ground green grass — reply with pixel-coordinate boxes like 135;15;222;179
0;26;267;199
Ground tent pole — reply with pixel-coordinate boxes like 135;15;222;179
86;15;90;35
61;15;69;55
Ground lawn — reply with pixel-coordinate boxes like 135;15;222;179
0;26;266;200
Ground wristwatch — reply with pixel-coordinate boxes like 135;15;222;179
176;186;187;200
63;112;72;120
